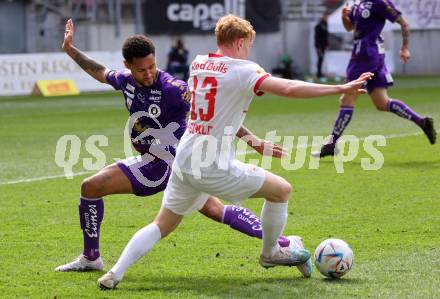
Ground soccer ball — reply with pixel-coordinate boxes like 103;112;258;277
314;238;353;278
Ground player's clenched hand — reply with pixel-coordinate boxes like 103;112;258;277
340;72;374;95
62;19;74;51
342;7;351;19
400;47;411;64
251;139;288;158
342;2;351;19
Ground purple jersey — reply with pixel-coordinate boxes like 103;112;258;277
349;0;401;59
105;69;190;156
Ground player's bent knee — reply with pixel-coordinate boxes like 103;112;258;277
81;177;104;198
268;180;292;203
280;181;293;200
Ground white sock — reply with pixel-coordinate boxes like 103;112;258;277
261;201;288;258
111;223;161;280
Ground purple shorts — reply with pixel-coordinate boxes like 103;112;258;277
117;155;172;197
346;55;394;93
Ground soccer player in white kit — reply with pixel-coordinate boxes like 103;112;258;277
98;15;372;289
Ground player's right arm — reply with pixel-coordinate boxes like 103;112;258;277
62;19;108;83
396;16;411;63
342;4;354;32
236;126;287;158
259;72;373;99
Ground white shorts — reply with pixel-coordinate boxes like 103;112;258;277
162;160;266;215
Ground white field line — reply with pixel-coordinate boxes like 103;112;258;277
1;171;94;186
0;131;427;186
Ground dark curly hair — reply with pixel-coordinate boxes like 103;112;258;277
122;35;155;62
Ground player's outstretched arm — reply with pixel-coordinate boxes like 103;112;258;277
236;126;287;158
342;4;354;32
259;72;373;99
62;19;108;83
396;16;411;64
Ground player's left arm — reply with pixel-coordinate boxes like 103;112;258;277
396;16;411;63
236;126;287;158
259;73;373;99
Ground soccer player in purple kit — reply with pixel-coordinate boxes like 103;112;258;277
96;14;373;289
314;0;436;158
55;19;312;276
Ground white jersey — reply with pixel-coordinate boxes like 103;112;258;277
174;53;270;176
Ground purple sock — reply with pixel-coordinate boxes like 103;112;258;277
79;197;104;261
222;205;290;247
387;99;424;127
329;105;354;146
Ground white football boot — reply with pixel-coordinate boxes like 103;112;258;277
259;246;310;268
287;236;314;278
98;271;120;290
55;255;104;272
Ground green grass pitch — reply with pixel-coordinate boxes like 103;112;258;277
0;76;439;298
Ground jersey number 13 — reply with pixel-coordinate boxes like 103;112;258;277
190;76;217;122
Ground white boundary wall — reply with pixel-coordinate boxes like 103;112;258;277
0;51;125;96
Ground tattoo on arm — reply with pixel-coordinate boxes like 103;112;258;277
398;17;410;48
68;46;107;82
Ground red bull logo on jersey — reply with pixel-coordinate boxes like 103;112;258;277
191;61;228;73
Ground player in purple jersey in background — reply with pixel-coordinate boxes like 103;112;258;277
55;19;308;274
314;0;436;158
